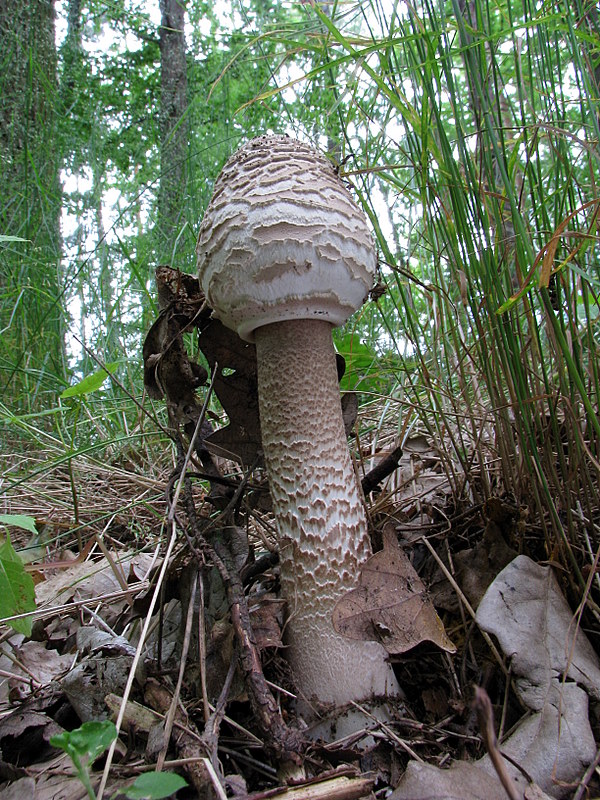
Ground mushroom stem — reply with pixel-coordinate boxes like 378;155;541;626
255;318;399;709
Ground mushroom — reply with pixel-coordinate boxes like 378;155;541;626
196;135;400;721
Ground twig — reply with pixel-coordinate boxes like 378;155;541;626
211;533;305;764
201;645;237;770
198;573;211;724
572;746;600;800
361;443;404;495
156;572;198;771
473;686;520;800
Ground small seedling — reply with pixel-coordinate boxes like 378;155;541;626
51;720;118;800
50;720;188;799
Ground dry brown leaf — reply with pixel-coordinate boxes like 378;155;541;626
389;759;556;800
198;316;263;467
332;524;456;654
249;593;284;650
34;552;155;610
10;640;73;688
7;753;98;799
453;517;517;608
476;555;600;705
475;555;599;796
0;710;64;763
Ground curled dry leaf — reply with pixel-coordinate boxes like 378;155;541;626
394;556;598;800
389;759;554;800
476;554;600;705
475;555;599;796
332;523;456;654
198;315;263;467
0;711;64;767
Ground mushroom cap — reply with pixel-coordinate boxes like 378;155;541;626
196;135;377;342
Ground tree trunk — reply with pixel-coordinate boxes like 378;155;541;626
157;0;189;262
0;0;65;407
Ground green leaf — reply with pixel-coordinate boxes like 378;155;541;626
50;720;117;763
0;234;30;242
0;535;36;636
336;334;379;391
60;363;119;398
0;514;38;535
126;771;188;799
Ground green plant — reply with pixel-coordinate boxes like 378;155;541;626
0;515;37;636
50;720;187;800
51;721;119;800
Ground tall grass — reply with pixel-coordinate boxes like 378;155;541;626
262;0;600;595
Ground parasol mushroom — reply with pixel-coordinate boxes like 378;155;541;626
196;135;400;722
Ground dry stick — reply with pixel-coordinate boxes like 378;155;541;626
360;442;404;495
210;533;305;764
198;573;211;724
572;746;600;800
156;572;198;771
202;646;238;770
473;687;520;800
97;368;219;800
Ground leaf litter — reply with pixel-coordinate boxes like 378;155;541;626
0;268;599;798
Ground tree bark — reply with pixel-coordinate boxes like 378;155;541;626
0;0;66;406
157;0;189;262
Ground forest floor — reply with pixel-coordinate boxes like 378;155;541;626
1;424;600;800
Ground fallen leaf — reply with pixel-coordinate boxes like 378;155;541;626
476;555;600;706
62;653;138;723
249;593;284;650
452;518;517;608
392;556;599;800
143;266;228;498
479;680;594;798
474;555;600;796
4;753;101;799
333;524;455;654
402;433;434;455
11;640;73;687
77;625;137;657
0;710;64;766
34;552;155;610
198;316;263;467
389;760;548;800
0;777;35;799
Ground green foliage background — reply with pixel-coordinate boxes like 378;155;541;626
1;0;599;601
